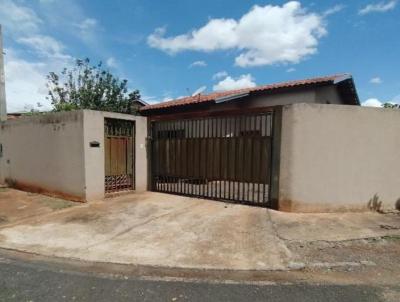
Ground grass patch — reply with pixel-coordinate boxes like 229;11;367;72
0;215;9;224
38;197;77;211
0;188;8;193
381;235;400;241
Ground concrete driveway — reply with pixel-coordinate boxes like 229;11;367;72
0;191;291;270
0;189;399;271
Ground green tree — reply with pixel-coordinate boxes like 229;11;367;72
382;103;400;109
46;58;141;114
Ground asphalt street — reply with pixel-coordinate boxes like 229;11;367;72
0;255;394;302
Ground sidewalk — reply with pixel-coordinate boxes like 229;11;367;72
0;188;399;272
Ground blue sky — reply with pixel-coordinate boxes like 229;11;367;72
1;0;399;112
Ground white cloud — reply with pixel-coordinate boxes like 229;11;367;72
141;95;158;104
17;35;70;60
359;1;397;15
392;94;400;103
362;98;383;107
106;57;118;68
148;1;327;67
4;49;51;112
0;1;73;112
212;71;228;80
370;77;383;84
323;4;346;16
192;86;207;96
286;67;296;72
0;0;42;34
213;74;256;91
162;96;173;102
189;60;207;68
143;92;187;105
0;0;68;61
362;95;400;107
75;18;98;31
36;0;103;47
149;95;182;104
73;18;99;43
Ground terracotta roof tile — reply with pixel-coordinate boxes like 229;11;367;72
140;74;354;112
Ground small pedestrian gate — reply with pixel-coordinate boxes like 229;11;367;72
104;118;135;193
150;112;274;207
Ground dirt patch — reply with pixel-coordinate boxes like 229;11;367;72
287;236;400;271
6;179;85;202
0;216;9;224
270;210;400;242
38;197;76;211
64;213;101;224
0;188;80;225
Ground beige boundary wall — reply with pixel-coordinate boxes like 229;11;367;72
2;105;399;212
0;110;148;201
279;103;400;212
0;111;86;200
83;110;148;200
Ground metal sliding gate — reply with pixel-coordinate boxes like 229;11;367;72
151;112;274;207
104;118;135;193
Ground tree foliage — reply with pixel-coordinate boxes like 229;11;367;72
382;103;400;109
46;58;141;114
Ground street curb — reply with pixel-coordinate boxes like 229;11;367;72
0;246;383;286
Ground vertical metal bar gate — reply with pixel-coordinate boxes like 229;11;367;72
151;112;274;207
104;118;135;193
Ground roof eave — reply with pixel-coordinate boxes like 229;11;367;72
215;92;250;104
140;74;361;112
334;77;360;106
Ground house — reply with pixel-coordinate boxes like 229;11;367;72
139;74;359;208
140;74;359;117
1;74;399;212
